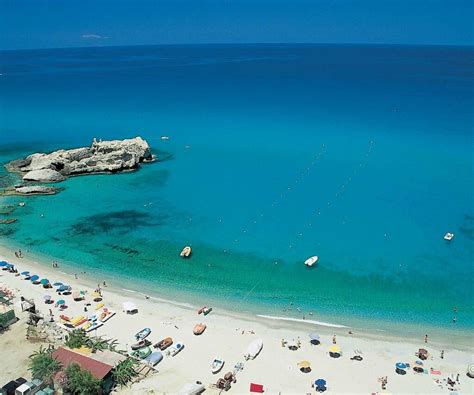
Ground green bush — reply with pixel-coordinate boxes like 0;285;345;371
64;363;101;394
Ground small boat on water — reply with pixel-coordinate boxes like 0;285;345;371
212;357;225;374
131;339;151;350
154;336;173;350
245;338;263;360
180;246;192;258
135;327;151;340
160;136;170;140
304;256;318;267
169;341;184;357
193;323;207;335
444;232;454;241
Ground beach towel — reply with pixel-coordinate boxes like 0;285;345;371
430;369;441;375
250;383;264;393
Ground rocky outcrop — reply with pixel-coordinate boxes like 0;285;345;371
14;186;59;195
6;137;154;183
23;169;66;183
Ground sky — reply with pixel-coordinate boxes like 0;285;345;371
0;0;473;50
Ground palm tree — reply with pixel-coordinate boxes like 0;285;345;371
112;358;139;387
28;346;61;384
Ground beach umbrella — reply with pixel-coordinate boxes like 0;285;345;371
21;271;30;276
57;285;70;292
329;345;341;354
43;295;51;302
53;282;63;287
0;261;8;266
30;275;39;282
396;362;407;370
298;361;311;373
40;279;50;285
315;379;327;387
467;364;474;378
309;333;320;340
57;299;65;305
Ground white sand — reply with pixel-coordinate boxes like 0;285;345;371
1;246;473;394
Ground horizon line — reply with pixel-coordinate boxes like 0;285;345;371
1;41;473;52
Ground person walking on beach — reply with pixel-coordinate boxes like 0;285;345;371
74;273;78;279
440;350;444;359
424;334;428;343
332;335;337;344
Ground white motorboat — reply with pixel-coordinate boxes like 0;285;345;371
180;246;192;258
211;357;224;374
169;341;185;357
244;338;263;360
160;136;170;140
304;255;319;267
444;232;454;241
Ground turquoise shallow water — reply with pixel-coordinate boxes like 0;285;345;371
0;44;473;338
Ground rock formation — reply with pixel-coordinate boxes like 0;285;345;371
6;137;154;182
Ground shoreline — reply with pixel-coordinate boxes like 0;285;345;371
1;243;474;393
0;240;472;351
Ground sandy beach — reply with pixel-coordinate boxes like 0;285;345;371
1;245;473;394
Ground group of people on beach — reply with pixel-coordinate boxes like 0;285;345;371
14;249;23;259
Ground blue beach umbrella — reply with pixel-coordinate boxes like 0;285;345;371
57;299;65;305
396;362;407;370
315;379;327;387
21;271;30;276
30;275;39;282
53;282;63;287
57;285;70;292
40;279;50;285
0;261;8;266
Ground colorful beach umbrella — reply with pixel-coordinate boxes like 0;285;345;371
396;362;407;370
57;299;65;305
298;361;311;368
40;279;50;285
329;345;341;354
21;271;30;276
30;275;39;282
315;379;327;387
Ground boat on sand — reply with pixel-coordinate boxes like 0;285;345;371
131;339;151;350
212;357;225;374
193;323;207;335
245;338;263;360
154;337;173;350
135;327;151;340
169;341;184;357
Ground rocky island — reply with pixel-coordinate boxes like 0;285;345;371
3;136;154;195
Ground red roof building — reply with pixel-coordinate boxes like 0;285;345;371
52;347;113;380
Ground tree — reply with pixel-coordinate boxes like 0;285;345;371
112;358;139;387
64;363;101;395
64;329;88;349
28;345;61;384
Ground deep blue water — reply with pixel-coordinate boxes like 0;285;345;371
0;44;473;337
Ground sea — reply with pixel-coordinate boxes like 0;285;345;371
0;44;473;340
